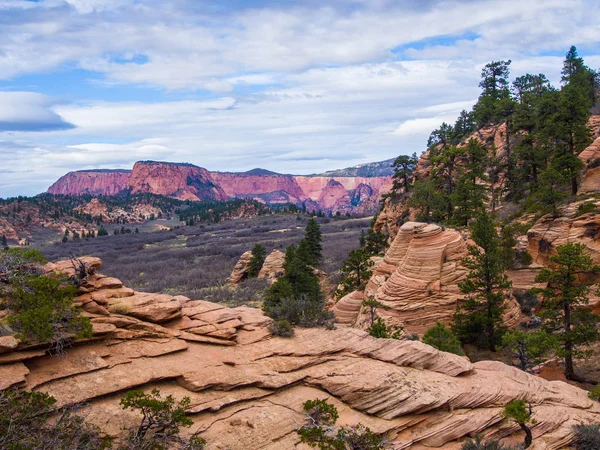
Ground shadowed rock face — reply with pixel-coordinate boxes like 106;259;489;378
47;161;392;213
2;257;598;449
128;161;228;201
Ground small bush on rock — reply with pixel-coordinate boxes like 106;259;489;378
118;389;206;450
269;319;294;337
573;424;600;450
423;322;464;355
297;399;388;450
461;435;515;450
0;389;111;450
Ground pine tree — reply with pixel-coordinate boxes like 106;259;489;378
502;401;536;449
335;248;374;299
422;322;463;355
473;60;514;126
303;218;322;266
248;244;267;278
450;139;487;227
1;235;7;250
534;243;600;381
452;212;511;351
391;153;418;194
263;244;327;327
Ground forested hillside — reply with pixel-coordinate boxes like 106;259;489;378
382;46;599;229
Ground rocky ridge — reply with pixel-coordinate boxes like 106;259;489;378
1;257;599;449
48;161;393;214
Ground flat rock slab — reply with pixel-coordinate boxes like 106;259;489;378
0;362;29;389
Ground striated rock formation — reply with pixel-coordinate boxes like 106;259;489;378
47;161;392;214
1;257;598;449
527;202;600;266
226;251;253;286
128;161;228;202
47;169;131;196
257;249;285;283
336;222;522;335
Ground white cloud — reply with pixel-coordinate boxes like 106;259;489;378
0;0;598;196
0;92;74;132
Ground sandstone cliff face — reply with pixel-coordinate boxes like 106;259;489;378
128;161;228;201
48;162;392;214
1;257;598;449
210;172;305;201
47;170;131;196
335;222;522;335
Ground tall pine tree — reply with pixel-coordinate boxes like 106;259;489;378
453;211;512;351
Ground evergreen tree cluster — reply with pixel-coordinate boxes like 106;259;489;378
393;46;599;225
263;219;331;329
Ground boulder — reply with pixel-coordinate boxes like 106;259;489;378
226;251;253;285
257;250;285;283
0;335;19;354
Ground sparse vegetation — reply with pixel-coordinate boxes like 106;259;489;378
573;424;600;450
0;248;92;353
0;389;111;450
423;322;463;355
268;319;294;337
534;243;600;381
297;399;387;450
118;388;206;450
501;400;536;448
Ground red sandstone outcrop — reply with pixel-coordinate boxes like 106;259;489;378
47;169;131;196
257;249;285;283
128;161;228;202
226;251;253;285
527;202;600;266
0;257;598;449
47;161;392;214
210;172;305;202
335;222;522;335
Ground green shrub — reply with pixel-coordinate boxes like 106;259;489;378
248;243;267;278
297;399;387;450
423;322;464;355
3;274;92;351
577;201;599;215
0;389;111;450
573;424;600;450
302;399;339;426
461;435;515;450
589;386;600;401
118;389;205;450
269;319;294;337
367;317;402;339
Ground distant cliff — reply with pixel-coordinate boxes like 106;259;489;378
47;169;131;197
47;160;393;214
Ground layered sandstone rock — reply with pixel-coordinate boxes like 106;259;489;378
47;169;131;196
226;251;253;285
128;161;228;202
47;161;392;214
338;222;521;335
1;257;598;449
527;202;600;266
257;249;285;283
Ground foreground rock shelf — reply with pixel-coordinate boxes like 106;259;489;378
2;257;599;449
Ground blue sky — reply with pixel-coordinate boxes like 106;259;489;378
0;0;599;197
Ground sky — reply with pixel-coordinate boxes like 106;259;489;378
0;0;599;197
